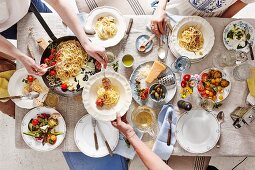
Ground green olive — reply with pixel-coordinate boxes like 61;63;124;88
151;90;155;95
155;92;159;99
156;88;161;93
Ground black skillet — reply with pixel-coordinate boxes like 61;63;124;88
30;2;88;97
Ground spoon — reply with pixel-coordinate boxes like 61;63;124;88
138;34;155;52
0;91;40;100
216;111;224;148
84;25;96;35
157;36;168;60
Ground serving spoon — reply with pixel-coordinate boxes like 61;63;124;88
0;91;40;100
216;111;224;148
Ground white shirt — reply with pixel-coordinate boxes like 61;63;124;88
166;0;255;17
0;0;31;32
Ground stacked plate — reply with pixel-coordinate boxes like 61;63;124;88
169;16;215;63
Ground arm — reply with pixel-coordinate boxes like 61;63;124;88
112;114;172;170
221;0;247;18
0;35;46;75
151;0;168;37
45;0;107;67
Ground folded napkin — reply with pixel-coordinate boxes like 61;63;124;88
247;67;255;97
152;104;177;160
113;129;143;160
0;70;15;101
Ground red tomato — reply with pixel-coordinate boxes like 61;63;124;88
181;81;187;88
140;88;149;100
95;61;102;70
44;58;50;64
50;49;56;54
197;83;205;91
48;55;54;60
201;73;208;82
32;119;39;126
61;83;68;91
49;70;56;76
183;74;191;81
50;61;57;66
96;98;104;107
27;75;34;82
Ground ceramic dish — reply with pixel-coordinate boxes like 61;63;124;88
85;6;126;48
74;114;119;158
130;61;176;108
82;70;132;121
8;68;48;109
223;20;255;53
136;35;153;53
197;68;231;103
170;16;215;60
176;110;220;153
21;107;66;152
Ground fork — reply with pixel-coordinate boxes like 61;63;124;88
91;118;99;150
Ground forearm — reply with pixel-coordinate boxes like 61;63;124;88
221;0;247;18
157;0;168;10
0;35;25;60
129;135;172;170
45;0;90;45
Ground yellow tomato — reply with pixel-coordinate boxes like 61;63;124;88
206;90;210;94
209;91;214;97
50;135;57;141
219;95;224;100
211;79;216;84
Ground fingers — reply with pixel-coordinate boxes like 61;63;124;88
116;113;122;125
111;121;117;128
158;21;165;35
152;21;161;37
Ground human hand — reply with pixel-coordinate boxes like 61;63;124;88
19;55;47;76
151;8;167;37
82;41;108;68
111;114;136;139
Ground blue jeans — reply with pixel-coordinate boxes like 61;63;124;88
63;152;128;170
0;0;52;39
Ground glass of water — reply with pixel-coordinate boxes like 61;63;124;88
171;56;191;73
233;62;252;81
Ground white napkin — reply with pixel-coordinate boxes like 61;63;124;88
152;104;177;160
0;0;9;23
113;129;143;160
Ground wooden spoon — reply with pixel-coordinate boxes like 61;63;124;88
138;34;155;52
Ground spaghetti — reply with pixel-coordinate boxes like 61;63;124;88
95;16;118;40
178;26;204;53
96;87;120;107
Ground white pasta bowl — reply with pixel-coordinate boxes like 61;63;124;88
85;6;126;48
171;16;215;60
82;70;132;121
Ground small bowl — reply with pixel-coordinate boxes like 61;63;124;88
122;54;134;68
136;35;153;53
149;83;167;103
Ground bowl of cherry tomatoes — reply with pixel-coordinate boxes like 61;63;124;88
197;68;231;102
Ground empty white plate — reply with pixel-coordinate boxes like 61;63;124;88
176;110;220;153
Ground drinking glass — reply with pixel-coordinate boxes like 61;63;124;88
131;106;157;138
233;62;252;81
44;92;59;107
200;98;215;112
213;50;238;68
171;56;191;73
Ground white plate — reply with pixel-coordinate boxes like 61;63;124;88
21;107;66;152
74;114;119;158
85;6;126;48
8;68;49;109
171;16;215;60
176;110;220;154
198;68;231;102
130;61;176;108
82;70;132;121
223;20;255;53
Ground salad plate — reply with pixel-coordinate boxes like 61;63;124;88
176;110;220;153
21;107;66;152
130;61;176;108
74;114;119;158
223;20;255;53
82;70;132;121
8;68;49;109
85;6;126;48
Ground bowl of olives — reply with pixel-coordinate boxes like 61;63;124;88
149;83;167;102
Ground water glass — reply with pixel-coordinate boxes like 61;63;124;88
171;56;191;73
200;98;215;112
233;63;252;81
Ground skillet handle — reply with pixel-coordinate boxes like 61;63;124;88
29;2;58;41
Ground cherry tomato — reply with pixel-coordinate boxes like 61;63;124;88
50;61;57;66
44;58;50;64
49;70;56;76
32;119;39;126
27;75;34;82
50;49;56;54
201;73;208;82
96;98;104;107
197;83;205;91
140;88;149;100
183;74;191;81
95;61;102;70
181;81;187;88
61;83;68;91
48;55;54;60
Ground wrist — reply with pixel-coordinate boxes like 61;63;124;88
125;129;136;139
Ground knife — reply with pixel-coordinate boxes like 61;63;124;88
167;113;172;146
121;18;133;51
96;121;113;156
